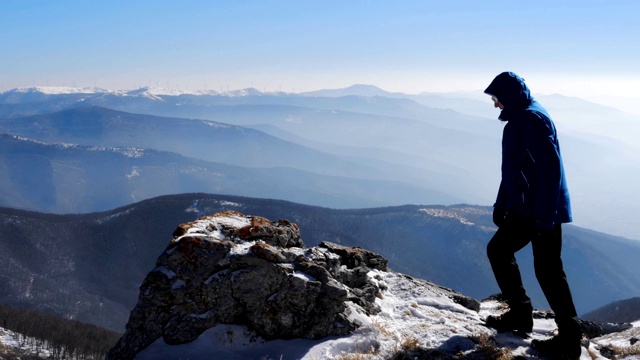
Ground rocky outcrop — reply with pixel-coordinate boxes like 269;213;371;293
106;211;392;360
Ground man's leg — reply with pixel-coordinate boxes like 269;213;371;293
485;212;535;334
531;224;582;358
531;224;578;320
486;212;534;309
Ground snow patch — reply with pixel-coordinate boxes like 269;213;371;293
220;201;241;207
173;213;251;243
419;208;474;225
87;146;145;158
134;267;624;359
171;279;186;290
292;270;317;282
0;327;53;358
126;167;140;180
202;120;231;128
228;242;253;256
154;266;176;279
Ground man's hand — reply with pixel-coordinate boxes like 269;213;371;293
492;208;506;227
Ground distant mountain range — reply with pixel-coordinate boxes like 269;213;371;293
0;133;457;213
1;85;638;240
0;102;494;209
1;193;639;333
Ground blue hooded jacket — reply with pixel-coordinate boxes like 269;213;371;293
484;72;572;227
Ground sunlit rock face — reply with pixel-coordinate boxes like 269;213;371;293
106;210;391;360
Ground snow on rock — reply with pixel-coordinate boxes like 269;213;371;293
107;211;416;360
171;210;252;243
137;269;638;359
135;270;485;360
591;320;640;357
106;210;636;360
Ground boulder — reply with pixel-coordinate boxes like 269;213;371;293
106;211;390;360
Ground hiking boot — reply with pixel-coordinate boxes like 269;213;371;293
532;334;582;359
485;307;533;337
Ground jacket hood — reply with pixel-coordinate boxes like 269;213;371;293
484;72;534;120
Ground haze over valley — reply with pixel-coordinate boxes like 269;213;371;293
1;84;638;242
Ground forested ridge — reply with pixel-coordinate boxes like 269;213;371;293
0;302;121;359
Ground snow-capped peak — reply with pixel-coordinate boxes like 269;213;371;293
6;86;114;95
1;86;269;98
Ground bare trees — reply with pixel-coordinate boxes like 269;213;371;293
0;302;121;359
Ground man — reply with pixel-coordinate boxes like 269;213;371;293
483;72;582;359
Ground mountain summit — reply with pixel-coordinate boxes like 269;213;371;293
303;84;394;97
107;211;639;359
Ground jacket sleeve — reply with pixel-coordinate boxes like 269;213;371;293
526;112;562;228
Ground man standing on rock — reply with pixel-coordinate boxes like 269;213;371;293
483;72;582;359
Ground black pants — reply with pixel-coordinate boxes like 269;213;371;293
487;211;578;323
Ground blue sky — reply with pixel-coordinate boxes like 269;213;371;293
2;0;639;97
